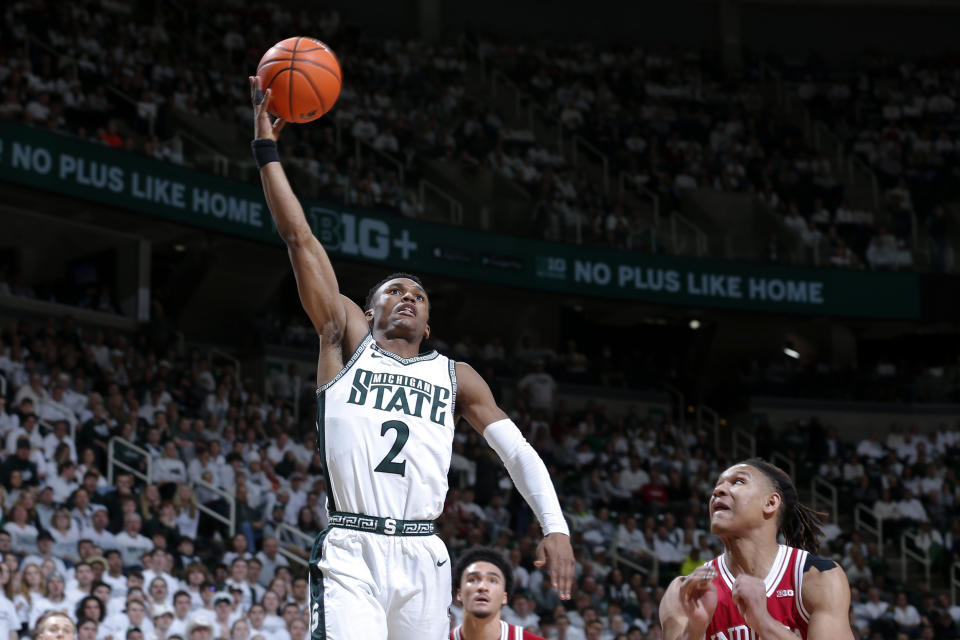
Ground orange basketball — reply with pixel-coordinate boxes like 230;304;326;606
256;37;342;124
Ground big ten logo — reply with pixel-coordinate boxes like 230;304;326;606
536;256;567;280
307;208;418;260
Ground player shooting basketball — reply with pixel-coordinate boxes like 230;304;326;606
248;76;574;640
659;458;854;640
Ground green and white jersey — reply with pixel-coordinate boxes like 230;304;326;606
317;333;457;521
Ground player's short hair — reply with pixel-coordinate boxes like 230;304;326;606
453;547;513;595
364;273;428;312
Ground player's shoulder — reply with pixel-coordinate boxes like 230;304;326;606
799;549;839;574
798;549;851;615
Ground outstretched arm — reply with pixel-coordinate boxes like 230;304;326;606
455;362;574;599
250;77;360;358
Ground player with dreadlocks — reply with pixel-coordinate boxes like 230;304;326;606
660;458;854;640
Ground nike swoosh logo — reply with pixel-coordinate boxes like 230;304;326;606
437;559;447;567
370;353;383;358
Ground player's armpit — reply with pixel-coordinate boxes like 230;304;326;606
315;297;368;387
340;295;370;354
802;564;855;640
454;362;508;432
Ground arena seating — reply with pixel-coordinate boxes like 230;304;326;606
7;2;956;270
0;311;957;640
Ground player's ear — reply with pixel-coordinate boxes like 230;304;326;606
455;588;462;604
365;309;374;326
502;591;508;606
764;491;782;517
423;323;431;340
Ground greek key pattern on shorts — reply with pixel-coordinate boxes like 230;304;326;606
328;512;435;536
330;513;379;530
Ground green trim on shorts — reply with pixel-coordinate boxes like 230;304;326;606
309;529;330;640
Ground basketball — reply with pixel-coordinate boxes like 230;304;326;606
256;37;342;124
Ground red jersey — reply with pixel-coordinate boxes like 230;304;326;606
450;621;545;640
706;544;812;640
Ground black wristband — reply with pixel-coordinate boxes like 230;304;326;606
251;139;279;168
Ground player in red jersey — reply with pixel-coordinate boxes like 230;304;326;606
451;547;546;640
660;458;854;640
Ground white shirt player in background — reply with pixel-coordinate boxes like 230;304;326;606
250;75;574;640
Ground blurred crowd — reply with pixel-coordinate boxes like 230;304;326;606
4;2;957;268
0;313;956;640
481;40;955;271
785;53;960;272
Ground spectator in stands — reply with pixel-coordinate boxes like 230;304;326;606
153;443;187;486
251;538;287;590
14;562;45;627
3;454;34;502
866;227;900;270
898;488;929;528
115;514;154;571
83;506;115;552
891;592;922;637
5;501;38;554
40;386;78;430
49;508;80;563
30;571;70;628
503;592;540;630
517;361;557;417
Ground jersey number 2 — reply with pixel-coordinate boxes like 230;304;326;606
375;420;408;476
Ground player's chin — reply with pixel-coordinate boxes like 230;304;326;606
709;515;734;535
391;316;423;331
468;606;493;619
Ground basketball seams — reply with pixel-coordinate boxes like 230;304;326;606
291;68;327;116
257;59;291;72
289;37;302;123
292;59;341;82
258;57;340;82
257;37;341;123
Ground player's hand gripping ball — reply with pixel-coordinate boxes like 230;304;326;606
256;37;342;123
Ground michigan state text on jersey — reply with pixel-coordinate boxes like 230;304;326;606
318;334;456;521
